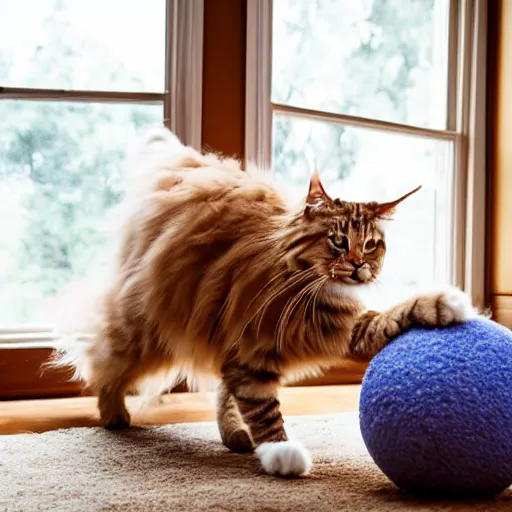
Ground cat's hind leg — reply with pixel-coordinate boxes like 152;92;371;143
84;342;144;429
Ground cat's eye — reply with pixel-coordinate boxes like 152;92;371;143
328;233;349;253
364;239;377;253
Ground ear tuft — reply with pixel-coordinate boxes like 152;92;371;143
306;170;332;206
374;185;421;218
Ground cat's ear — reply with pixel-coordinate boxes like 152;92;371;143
375;185;421;218
306;170;332;206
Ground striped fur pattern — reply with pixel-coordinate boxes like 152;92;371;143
52;128;476;476
350;288;476;360
219;365;285;453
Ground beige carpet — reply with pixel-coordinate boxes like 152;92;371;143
1;413;511;512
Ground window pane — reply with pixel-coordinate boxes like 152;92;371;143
0;101;162;324
272;0;450;129
0;0;165;92
273;113;453;309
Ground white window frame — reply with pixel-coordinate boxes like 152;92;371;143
0;0;204;346
246;0;488;310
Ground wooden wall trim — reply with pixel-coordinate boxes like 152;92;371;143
0;348;82;400
486;0;499;301
287;361;368;387
492;295;512;329
0;347;366;400
490;0;512;294
201;0;246;158
0;348;189;400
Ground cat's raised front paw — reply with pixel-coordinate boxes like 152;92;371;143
432;286;477;326
255;440;312;477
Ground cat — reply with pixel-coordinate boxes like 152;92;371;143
53;127;476;477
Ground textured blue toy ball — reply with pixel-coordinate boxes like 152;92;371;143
359;318;512;497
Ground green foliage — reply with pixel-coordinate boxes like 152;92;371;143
272;0;437;182
0;2;161;323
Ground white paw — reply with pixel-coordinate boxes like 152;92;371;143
255;441;312;476
441;286;478;322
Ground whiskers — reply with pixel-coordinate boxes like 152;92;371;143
230;268;316;349
275;274;328;352
254;269;316;338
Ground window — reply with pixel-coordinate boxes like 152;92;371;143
246;0;487;311
0;0;204;341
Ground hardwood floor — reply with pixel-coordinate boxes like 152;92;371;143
0;385;361;435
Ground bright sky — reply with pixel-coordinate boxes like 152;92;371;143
0;0;165;91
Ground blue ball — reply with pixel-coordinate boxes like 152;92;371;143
359;318;512;497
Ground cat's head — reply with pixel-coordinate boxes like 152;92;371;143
285;171;420;288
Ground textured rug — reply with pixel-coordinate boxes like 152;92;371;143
1;413;511;512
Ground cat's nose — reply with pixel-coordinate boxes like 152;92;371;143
348;254;363;269
348;250;362;267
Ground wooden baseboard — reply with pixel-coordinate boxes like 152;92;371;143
0;347;188;400
492;294;512;329
0;385;362;435
287;360;368;386
0;347;367;400
0;348;83;400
